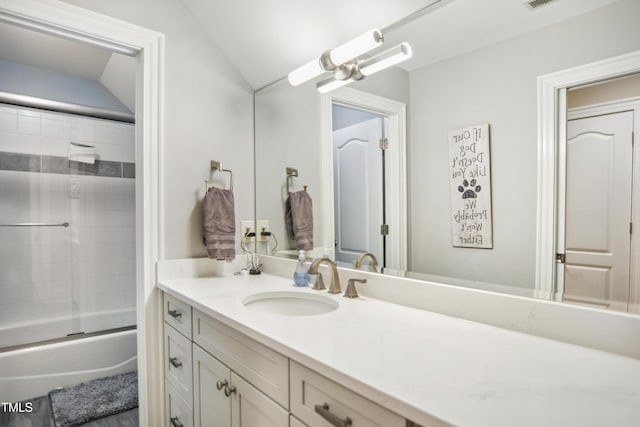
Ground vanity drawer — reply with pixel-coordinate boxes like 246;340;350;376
166;381;193;427
165;323;193;403
290;361;404;427
164;293;192;339
192;308;289;409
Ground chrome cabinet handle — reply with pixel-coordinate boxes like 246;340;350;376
168;309;182;318
224;385;237;397
216;379;228;391
314;403;352;427
170;416;183;427
169;357;182;368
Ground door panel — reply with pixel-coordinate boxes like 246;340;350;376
333;117;383;265
564;111;633;311
193;345;231;427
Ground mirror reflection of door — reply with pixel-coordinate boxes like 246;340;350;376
562;74;640;313
332;105;385;268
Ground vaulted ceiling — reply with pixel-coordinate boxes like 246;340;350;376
0;0;621;91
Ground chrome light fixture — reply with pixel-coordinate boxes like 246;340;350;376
316;42;413;94
288;29;384;86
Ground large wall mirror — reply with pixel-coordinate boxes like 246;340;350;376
255;0;640;314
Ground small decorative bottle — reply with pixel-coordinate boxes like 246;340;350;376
293;250;309;286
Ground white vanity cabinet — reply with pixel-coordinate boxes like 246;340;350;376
193;343;289;427
290;361;405;427
163;291;407;427
164;294;194;427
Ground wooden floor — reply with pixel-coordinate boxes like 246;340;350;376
0;396;139;427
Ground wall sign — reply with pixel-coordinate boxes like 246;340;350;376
448;124;493;248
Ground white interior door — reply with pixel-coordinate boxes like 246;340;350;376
333;117;384;265
564;111;634;311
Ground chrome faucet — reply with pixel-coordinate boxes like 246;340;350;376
308;258;341;294
353;252;378;272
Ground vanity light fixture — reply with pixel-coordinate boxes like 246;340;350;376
316;42;413;94
287;29;383;86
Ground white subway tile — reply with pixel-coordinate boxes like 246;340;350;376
0;111;17;134
18;114;42;136
0;133;20;152
41;136;70;157
42;118;66;138
17;108;41;119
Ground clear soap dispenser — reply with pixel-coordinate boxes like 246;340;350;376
293;250;309;286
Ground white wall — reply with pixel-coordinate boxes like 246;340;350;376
408;0;640;289
61;0;255;259
0;59;131;114
100;53;137;112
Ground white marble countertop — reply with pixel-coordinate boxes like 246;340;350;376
158;272;640;427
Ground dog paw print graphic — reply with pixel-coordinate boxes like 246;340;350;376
458;179;481;199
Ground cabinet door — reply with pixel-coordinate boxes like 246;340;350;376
165;324;193;403
231;372;289;427
193;344;232;427
166;382;193;427
290;415;307;427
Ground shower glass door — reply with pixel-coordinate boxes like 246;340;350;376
0;106;74;348
0;104;137;349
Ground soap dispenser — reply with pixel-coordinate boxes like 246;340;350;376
293;250;309;286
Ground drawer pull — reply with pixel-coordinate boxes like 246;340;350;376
169;357;182;368
315;403;352;427
216;379;228;391
170;416;184;427
168;308;182;318
224;385;237;397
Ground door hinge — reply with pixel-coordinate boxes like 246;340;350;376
556;253;566;264
380;224;389;236
379;138;388;150
631;222;633;235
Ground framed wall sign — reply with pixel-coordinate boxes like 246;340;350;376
448;124;493;249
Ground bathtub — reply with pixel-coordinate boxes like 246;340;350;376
0;308;137;348
0;328;137;402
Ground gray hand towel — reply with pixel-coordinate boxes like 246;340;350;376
203;186;236;261
285;190;313;251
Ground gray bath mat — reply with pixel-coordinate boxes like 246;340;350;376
49;371;138;427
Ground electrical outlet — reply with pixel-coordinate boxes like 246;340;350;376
256;220;270;243
240;220;271;243
240;220;256;242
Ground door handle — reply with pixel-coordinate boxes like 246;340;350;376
169;357;182;368
314;403;352;427
170;416;183;427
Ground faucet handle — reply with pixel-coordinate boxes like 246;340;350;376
344;278;366;298
309;273;326;291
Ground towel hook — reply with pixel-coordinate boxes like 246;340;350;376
205;160;233;192
286;167;307;194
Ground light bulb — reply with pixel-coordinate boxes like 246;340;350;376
359;42;413;77
288;58;324;86
316;77;354;94
329;29;383;66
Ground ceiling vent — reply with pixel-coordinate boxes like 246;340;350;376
524;0;558;10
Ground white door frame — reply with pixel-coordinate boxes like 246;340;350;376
0;1;165;425
320;87;407;272
536;50;640;309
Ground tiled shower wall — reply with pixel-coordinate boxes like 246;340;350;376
0;104;135;347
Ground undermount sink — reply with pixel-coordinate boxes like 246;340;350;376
242;291;338;316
